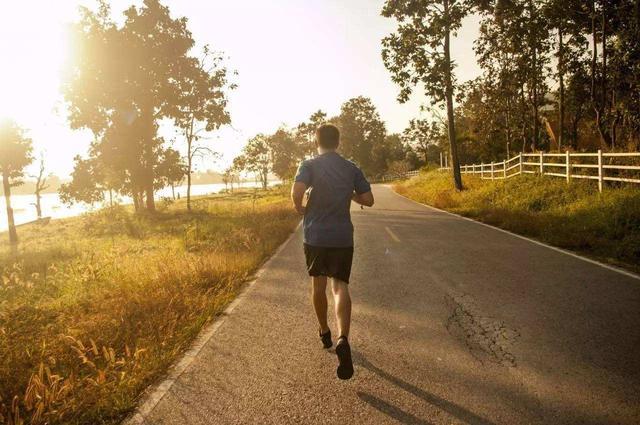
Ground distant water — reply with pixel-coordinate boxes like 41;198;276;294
0;181;274;232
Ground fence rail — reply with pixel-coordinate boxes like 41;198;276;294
374;170;420;183
438;150;640;192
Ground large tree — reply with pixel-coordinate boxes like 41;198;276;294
335;96;386;177
0;120;34;245
382;0;471;190
63;0;198;211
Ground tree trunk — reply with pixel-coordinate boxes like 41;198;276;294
590;0;612;148
186;117;194;212
142;105;156;212
558;24;565;151
529;0;539;151
145;185;155;211
133;192;140;212
2;172;18;245
443;0;463;191
35;191;42;219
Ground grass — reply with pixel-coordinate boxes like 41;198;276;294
394;169;640;273
0;188;300;425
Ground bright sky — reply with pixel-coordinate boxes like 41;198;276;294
0;1;481;178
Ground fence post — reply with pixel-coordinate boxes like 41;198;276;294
481;162;484;179
539;151;544;175
503;160;507;178
597;149;603;192
519;153;523;175
491;162;495;180
445;154;448;169
440;152;443;169
566;151;571;183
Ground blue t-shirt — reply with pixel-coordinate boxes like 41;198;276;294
295;151;371;247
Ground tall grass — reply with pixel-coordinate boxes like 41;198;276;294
395;170;640;272
0;189;299;424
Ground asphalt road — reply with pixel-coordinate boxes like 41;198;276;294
129;185;640;425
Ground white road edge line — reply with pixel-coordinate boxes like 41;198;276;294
123;220;302;425
383;185;640;282
384;226;401;242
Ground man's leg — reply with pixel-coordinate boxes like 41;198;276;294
312;276;329;333
331;278;351;338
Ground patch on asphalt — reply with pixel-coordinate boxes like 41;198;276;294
445;293;519;367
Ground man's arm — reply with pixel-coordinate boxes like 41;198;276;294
291;181;307;215
352;191;374;207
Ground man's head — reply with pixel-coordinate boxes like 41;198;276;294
315;124;340;151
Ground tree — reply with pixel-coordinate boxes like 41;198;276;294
59;156;106;206
0;120;34;245
32;154;51;219
335;97;386;177
294;110;328;158
402;119;444;164
372;133;407;176
156;147;187;199
242;135;271;190
382;0;471;190
63;0;199;212
267;128;301;181
173;45;234;211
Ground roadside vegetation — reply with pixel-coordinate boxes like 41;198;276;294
395;170;640;273
0;189;299;425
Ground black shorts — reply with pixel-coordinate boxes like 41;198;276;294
303;244;354;284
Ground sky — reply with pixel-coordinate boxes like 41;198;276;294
0;0;481;178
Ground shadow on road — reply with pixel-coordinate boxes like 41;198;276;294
353;350;497;425
357;392;434;425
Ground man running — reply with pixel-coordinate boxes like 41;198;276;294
291;124;374;380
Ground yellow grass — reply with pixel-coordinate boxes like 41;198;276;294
0;189;300;424
395;169;640;273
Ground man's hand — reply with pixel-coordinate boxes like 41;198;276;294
352;191;374;207
291;181;308;216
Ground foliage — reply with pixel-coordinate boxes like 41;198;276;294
172;45;235;211
448;0;640;165
267;128;301;181
334;96;387;177
0;120;33;186
59;156;105;206
62;0;230;212
381;0;471;190
240;134;271;189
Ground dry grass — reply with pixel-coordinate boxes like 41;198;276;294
395;170;640;273
0;189;300;424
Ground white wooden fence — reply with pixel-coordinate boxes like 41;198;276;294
439;150;640;192
376;170;420;183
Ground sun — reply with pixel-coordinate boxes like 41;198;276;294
0;2;73;125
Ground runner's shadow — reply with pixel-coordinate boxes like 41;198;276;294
353;350;497;425
357;392;434;425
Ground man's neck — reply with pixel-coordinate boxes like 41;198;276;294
318;148;337;155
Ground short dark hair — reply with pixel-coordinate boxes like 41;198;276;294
316;124;340;149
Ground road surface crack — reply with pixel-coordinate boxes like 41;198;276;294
445;293;519;367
